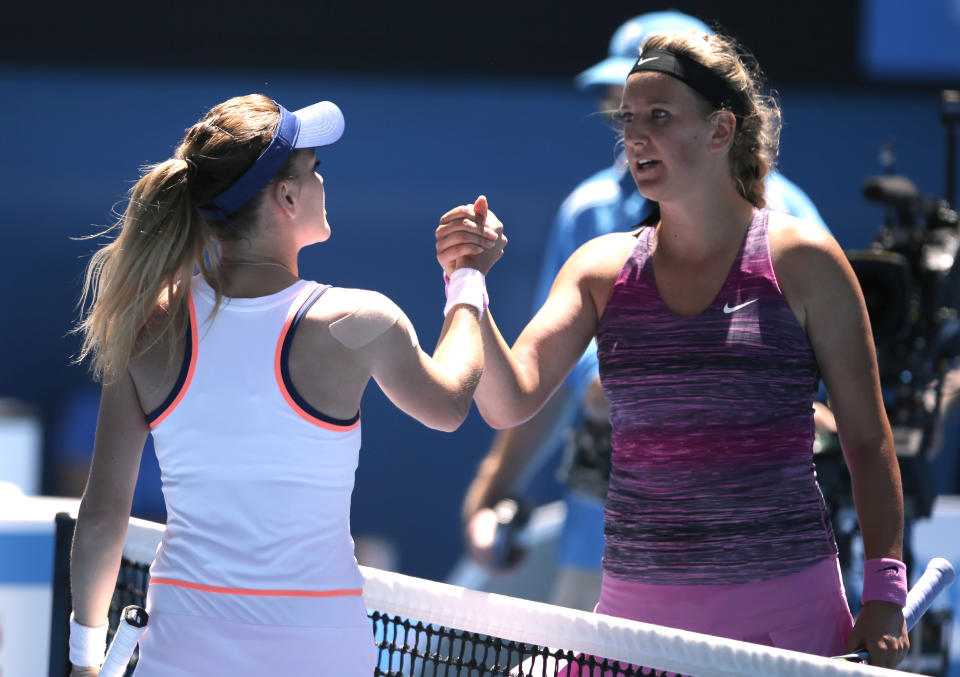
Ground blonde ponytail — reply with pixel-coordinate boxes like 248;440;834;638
75;158;215;381
75;93;306;381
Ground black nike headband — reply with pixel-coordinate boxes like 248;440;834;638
628;49;747;119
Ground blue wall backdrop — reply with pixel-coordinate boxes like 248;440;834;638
0;65;951;580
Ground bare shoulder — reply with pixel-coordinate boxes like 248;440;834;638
542;230;641;323
135;297;178;348
768;211;861;330
304;287;415;351
563;231;640;281
309;287;401;319
571;230;641;261
768;211;848;286
128;300;187;412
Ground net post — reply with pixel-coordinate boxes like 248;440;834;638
49;512;76;677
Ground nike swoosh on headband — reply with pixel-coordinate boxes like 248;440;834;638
635;56;659;66
722;299;758;313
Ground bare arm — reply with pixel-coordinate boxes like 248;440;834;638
436;199;636;428
438;200;613;511
369;199;507;431
459;386;584;568
443;230;629;428
370;302;485;432
772;213;907;667
70;371;149;668
775;219;903;562
462;385;579;520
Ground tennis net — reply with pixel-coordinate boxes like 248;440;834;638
48;513;916;676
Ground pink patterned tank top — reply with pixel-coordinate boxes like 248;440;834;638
596;208;837;585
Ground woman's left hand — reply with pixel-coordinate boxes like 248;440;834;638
844;600;909;668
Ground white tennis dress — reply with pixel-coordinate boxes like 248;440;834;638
134;276;375;676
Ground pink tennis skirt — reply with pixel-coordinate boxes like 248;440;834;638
541;558;854;676
595;556;854;656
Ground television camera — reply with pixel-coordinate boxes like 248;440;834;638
836;91;960;521
810;91;960;676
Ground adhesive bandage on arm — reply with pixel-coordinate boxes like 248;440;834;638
862;557;908;606
443;268;488;317
69;613;108;668
330;304;410;349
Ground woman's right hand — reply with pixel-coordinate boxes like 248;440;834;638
436;195;507;276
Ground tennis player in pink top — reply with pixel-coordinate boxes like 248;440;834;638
69;94;504;676
436;29;909;668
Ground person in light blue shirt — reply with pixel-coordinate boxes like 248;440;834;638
461;11;831;610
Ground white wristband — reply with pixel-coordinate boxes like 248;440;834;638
69;613;108;668
443;267;488;317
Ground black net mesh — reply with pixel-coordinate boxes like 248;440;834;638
46;513;934;677
105;557;151;676
104;558;668;677
369;611;663;676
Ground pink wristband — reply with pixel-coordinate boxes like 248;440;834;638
862;557;907;606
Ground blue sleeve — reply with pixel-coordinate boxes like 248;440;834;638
534;181;618;401
532;205;581;312
534;167;657;400
566;341;600;401
764;171;830;233
532;195;604;400
532;167;625;311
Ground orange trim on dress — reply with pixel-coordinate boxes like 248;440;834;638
149;295;199;430
150;577;362;598
274;284;360;432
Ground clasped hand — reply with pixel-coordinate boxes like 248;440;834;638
436;195;507;276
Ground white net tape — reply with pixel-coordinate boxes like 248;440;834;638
362;566;915;677
121;519;920;677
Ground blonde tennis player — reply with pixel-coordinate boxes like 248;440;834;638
437;30;908;669
69;94;504;676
